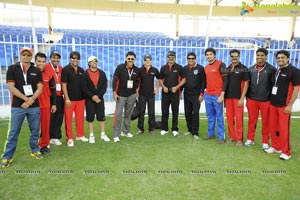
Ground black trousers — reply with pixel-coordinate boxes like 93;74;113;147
50;96;64;139
161;92;179;131
137;95;156;131
184;93;200;136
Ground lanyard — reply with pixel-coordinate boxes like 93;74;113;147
20;63;28;84
127;66;134;80
50;63;59;80
256;63;266;85
274;69;281;86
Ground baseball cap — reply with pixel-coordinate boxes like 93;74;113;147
167;51;176;57
50;50;61;58
20;47;33;55
143;54;152;61
88;56;98;63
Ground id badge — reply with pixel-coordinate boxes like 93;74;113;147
56;83;61;91
272;86;278;95
127;80;133;89
23;84;33;96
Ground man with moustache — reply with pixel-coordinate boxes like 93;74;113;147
159;51;186;137
112;51;140;142
45;51;64;146
0;47;43;168
203;48;228;144
265;50;300;160
62;51;88;147
244;48;276;150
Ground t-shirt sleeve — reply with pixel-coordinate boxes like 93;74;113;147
291;67;300;86
61;68;68;83
6;66;15;82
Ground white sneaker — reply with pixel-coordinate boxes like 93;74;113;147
244;140;254;147
279;153;291;160
184;131;191;136
67;139;74;147
114;137;120;143
101;134;111;142
76;136;89;142
120;132;133;138
50;139;62;146
89;136;95;144
264;147;282;154
160;130;168;136
193;135;200;140
172;131;179;137
262;143;269;150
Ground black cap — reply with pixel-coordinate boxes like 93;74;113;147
167;51;176;57
143;54;152;61
50;50;61;58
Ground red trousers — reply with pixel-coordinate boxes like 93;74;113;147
64;100;85;140
246;98;270;144
225;98;244;142
39;107;50;147
269;104;291;156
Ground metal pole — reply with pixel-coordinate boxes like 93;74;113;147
28;0;38;54
204;0;214;49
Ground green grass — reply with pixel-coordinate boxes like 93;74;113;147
0;114;300;200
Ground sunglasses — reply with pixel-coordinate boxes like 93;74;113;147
187;57;195;60
144;59;151;61
71;57;80;60
90;59;98;62
127;58;135;61
22;54;32;57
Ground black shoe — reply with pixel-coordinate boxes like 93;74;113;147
40;147;50;155
203;135;216;140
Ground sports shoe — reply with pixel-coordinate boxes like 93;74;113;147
101;134;111;142
50;139;62;146
172;131;179;137
114;137;120;143
236;141;243;147
89;135;95;144
67;139;74;147
262;143;269;150
149;130;154;134
76;136;89;142
203;135;216;140
264;147;282;154
279;153;291;160
184;131;191;136
31;151;44;159
137;129;144;135
0;159;13;168
193;135;200;140
244;140;254;147
218;139;225;144
40;146;50;155
121;132;133;138
160;130;168;135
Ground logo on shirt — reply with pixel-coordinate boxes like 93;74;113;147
194;70;198;75
30;73;37;76
281;74;287;77
173;70;178;73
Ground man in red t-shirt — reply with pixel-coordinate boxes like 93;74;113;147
35;52;57;155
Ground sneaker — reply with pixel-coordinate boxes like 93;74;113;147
67;139;74;147
160;130;168;136
218;139;225;144
279;153;291;160
89;136;95;144
172;131;179;137
193;135;200;140
264;147;282;154
101;134;111;142
76;136;89;142
244;140;254;147
137;129;144;135
0;159;13;168
184;131;191;136
149;130;154;134
236;141;243;147
121;132;133;138
203;135;216;140
40;146;50;155
31;151;44;159
262;143;269;150
114;137;120;143
50;139;62;146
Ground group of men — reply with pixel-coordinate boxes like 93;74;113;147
0;46;299;169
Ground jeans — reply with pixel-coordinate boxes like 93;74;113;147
2;107;40;159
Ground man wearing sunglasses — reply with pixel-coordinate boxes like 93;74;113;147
1;47;44;168
182;52;206;140
112;51;141;142
62;51;88;147
159;51;186;137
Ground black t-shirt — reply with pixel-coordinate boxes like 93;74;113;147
113;63;140;97
159;62;186;92
183;63;206;96
139;65;160;97
6;62;42;107
225;63;250;99
61;64;85;101
270;64;300;107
